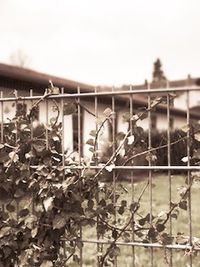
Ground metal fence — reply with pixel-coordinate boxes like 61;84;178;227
1;85;200;267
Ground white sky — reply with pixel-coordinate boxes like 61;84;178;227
0;0;199;86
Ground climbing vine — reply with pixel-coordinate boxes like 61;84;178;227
0;85;200;267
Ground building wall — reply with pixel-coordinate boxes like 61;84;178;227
0;96;193;159
174;91;200;110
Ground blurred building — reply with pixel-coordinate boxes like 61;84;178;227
0;63;200;156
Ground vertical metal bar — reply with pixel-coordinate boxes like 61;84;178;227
0;91;4;143
30;90;33;141
15;90;19;220
147;82;153;267
30;89;35;216
61;88;67;261
77;86;83;267
167;81;173;266
112;86;117;267
129;85;135;267
61;88;65;177
95;87;101;267
45;96;49;150
186;90;192;267
1;91;4;212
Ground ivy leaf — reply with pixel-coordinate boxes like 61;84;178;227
87;199;94;210
103;108;112;117
116;132;126;141
63;103;76;115
112;229;118;239
40;260;53;267
86;138;94;146
105;164;115;172
9;151;19;162
31;227;38;238
33;140;46;153
53;214;66;229
20;195;33;209
43;197;54;212
181;125;190;133
156;224;165;232
181;156;189;163
123;112;131;122
6;203;15;212
0;227;11;238
150;97;163;109
89;130;96;137
19;208;30;217
138;112;148;120
127;135;135;145
160;233;173;245
175;233;189;245
195;133;200;142
179;200;187;210
0;144;4;149
118;206;125;215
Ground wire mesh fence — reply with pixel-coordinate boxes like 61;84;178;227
1;85;200;267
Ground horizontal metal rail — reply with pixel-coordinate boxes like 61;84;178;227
71;239;200;251
30;165;200;171
0;86;200;102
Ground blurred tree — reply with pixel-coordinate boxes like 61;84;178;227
9;49;30;68
152;58;166;83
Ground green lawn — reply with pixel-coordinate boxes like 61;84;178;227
70;174;200;266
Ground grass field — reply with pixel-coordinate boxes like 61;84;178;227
75;174;200;267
